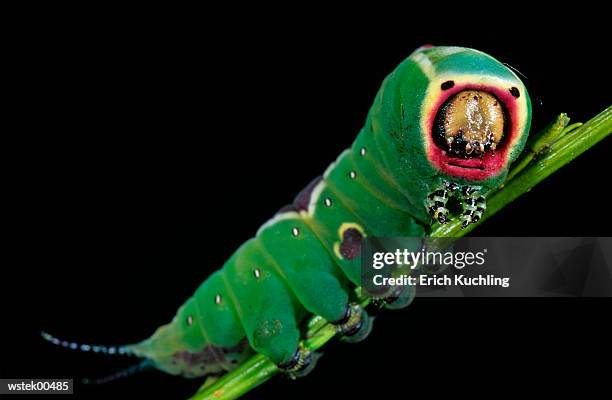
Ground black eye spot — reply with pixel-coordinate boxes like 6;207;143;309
510;87;520;98
441;80;455;90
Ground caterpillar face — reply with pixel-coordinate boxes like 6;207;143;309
413;47;532;184
426;82;525;181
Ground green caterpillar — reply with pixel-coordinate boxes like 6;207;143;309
44;46;531;380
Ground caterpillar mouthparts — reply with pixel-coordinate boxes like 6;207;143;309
435;89;506;158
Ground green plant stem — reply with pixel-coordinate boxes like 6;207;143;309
190;106;611;400
504;113;570;183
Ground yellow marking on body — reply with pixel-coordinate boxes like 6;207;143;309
257;211;301;235
409;51;435;80
306;180;326;216
333;222;366;259
333;242;343;259
337;222;365;238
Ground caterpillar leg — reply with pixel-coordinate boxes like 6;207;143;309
426;181;459;224
332;303;373;343
459;186;486;228
380;284;416;310
369;282;416;311
277;345;319;379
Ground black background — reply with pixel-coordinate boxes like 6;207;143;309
3;8;611;400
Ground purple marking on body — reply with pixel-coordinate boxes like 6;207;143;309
170;340;250;376
339;228;363;260
276;176;323;214
276;204;297;214
173;346;223;366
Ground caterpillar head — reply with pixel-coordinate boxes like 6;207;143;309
416;46;532;187
366;46;532;221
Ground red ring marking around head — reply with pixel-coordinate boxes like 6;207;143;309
425;83;520;181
